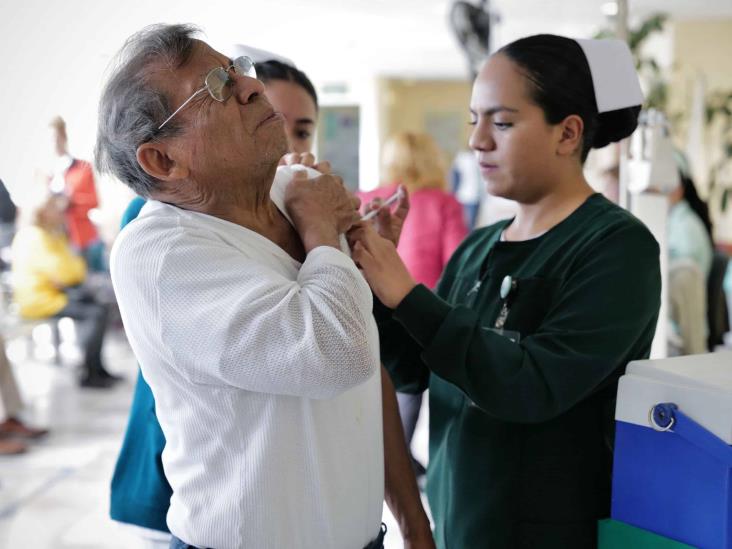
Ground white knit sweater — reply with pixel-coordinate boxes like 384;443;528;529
110;192;383;548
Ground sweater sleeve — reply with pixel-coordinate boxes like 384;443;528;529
389;222;661;423
373;295;431;394
153;231;379;399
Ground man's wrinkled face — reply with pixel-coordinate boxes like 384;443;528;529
156;40;288;190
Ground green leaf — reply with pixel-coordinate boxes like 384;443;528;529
629;13;668;50
593;29;615;40
706;106;715;124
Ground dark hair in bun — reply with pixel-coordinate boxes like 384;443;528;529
593;106;642;149
254;59;319;111
498;34;641;162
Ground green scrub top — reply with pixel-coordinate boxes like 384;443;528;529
376;193;661;549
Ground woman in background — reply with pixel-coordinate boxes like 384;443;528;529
666;170;715;354
360;132;468;289
668;171;714;279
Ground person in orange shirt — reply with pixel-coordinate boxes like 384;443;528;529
48;116;107;272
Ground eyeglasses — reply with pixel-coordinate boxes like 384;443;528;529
157;56;256;131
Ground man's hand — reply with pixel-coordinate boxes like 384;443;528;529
285;171;360;253
362;185;409;247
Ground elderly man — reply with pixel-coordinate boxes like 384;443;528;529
96;24;432;549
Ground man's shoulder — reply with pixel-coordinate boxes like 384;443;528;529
112;203;184;266
112;202;246;268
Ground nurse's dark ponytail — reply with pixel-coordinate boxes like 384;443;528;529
498;34;640;162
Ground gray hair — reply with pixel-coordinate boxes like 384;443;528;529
94;24;199;197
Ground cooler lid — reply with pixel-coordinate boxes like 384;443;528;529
626;352;732;393
617;352;732;443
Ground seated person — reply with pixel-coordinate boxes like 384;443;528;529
11;194;116;388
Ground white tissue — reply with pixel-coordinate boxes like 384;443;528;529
270;164;351;254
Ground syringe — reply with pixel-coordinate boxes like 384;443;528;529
360;187;405;221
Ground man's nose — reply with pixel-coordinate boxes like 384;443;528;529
231;73;265;105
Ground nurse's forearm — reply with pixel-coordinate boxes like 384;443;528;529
381;366;434;548
374;297;431;394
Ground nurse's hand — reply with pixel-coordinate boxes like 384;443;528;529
279;151;332;175
348;223;416;309
362;185;410;247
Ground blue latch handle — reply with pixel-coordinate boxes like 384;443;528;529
650;402;677;431
649;402;732;466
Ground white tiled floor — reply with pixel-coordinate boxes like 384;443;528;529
0;328;430;549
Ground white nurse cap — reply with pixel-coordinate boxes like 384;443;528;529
574;38;644;113
228;44;296;68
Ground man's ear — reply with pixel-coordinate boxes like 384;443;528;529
136;142;190;182
556;114;585;157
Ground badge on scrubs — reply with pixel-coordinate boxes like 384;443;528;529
487;275;521;343
494;275;516;328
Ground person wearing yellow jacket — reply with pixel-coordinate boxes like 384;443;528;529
11;194;116;388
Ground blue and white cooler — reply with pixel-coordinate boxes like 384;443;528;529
612;352;732;548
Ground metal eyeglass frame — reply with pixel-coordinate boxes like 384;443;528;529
157;55;256;131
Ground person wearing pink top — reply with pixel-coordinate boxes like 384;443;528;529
358;131;467;477
359;133;468;289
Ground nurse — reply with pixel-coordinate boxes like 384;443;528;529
350;34;662;548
